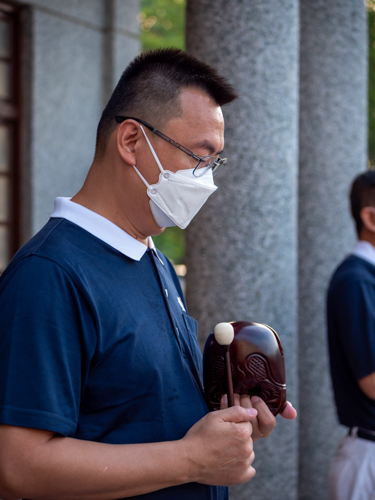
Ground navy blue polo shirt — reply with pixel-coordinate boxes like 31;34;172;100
0;199;227;500
327;254;375;429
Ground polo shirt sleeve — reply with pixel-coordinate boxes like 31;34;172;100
0;255;97;436
334;276;375;381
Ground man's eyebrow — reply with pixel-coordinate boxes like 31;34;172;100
193;140;224;156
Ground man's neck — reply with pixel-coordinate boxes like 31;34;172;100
71;163;149;247
358;230;375;249
71;194;149;247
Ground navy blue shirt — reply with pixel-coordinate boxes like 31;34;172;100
327;255;375;429
0;217;227;500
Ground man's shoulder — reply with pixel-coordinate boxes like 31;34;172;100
18;217;122;259
2;218;126;284
330;254;375;286
327;255;375;310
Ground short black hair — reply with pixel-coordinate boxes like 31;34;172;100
350;170;375;236
95;48;238;157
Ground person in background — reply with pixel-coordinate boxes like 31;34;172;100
327;170;375;500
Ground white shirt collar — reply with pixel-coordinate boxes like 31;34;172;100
352;240;375;267
50;197;153;261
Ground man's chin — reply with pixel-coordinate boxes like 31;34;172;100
151;225;166;236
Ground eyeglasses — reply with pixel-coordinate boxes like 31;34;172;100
115;116;227;178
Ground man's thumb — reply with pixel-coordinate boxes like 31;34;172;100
219;405;258;423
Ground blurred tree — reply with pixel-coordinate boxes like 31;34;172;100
139;0;186;264
139;0;186;51
152;224;186;264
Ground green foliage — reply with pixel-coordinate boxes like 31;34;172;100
139;0;186;263
138;0;186;51
369;9;375;165
153;226;185;264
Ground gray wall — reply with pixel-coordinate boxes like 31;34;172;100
186;1;299;499
298;2;368;499
17;0;139;239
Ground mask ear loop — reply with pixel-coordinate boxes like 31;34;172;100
133;124;165;187
133;125;166;188
133;163;150;188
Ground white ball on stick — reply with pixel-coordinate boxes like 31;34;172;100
214;322;234;346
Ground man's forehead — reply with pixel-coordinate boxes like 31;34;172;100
177;89;224;136
162;88;224;154
179;87;223;119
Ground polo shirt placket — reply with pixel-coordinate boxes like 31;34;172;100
147;247;204;397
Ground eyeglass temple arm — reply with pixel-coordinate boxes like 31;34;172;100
115;116;202;163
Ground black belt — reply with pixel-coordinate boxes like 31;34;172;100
349;427;375;443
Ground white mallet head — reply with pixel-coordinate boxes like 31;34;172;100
214;322;234;346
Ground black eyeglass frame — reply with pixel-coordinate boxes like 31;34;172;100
115;116;226;177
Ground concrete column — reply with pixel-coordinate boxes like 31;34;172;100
186;2;299;499
298;2;368;499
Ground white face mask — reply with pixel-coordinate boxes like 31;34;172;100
133;126;218;229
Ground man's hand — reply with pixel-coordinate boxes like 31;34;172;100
358;371;375;399
220;394;297;442
181;405;258;486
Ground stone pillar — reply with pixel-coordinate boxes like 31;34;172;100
298;2;368;499
186;2;299;499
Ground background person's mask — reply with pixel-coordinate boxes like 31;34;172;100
133;126;218;229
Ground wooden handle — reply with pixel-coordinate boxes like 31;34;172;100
223;345;234;407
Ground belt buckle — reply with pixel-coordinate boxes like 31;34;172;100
350;427;375;442
349;426;358;437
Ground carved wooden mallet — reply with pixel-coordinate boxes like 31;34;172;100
214;322;235;407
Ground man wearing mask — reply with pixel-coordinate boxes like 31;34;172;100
0;49;296;500
328;170;375;500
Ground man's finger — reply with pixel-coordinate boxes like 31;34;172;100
220;394;228;410
220;393;248;410
250;396;275;438
239;394;252;408
280;401;297;420
218;405;257;423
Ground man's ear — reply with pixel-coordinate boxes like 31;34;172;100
116;120;141;166
360;206;375;233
